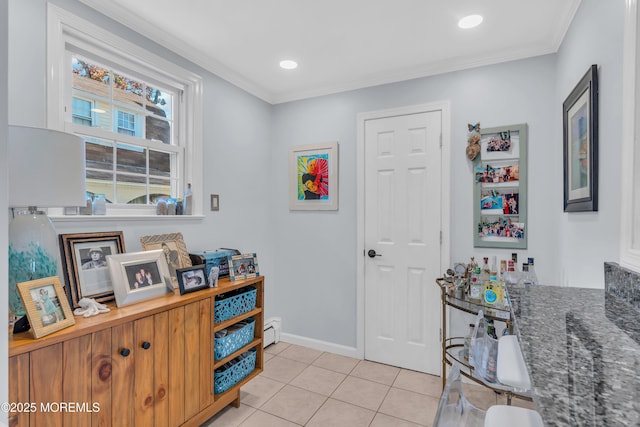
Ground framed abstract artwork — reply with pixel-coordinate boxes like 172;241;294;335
289;142;339;210
563;64;598;212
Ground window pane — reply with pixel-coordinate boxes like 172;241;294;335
113;72;145;113
149;177;171;204
146;116;171;144
146;86;172;121
85;138;113;171
117;111;136;136
149;150;171;177
116;173;146;204
86;170;114;203
116;143;146;174
72;57;112;131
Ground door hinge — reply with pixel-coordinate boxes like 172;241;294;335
440;231;442;245
439;134;442;148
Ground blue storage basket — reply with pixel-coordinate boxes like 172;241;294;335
215;318;255;360
214;286;257;323
214;349;257;394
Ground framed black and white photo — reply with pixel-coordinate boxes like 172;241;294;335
176;265;209;295
59;231;125;308
563;64;598;212
107;250;173;307
140;232;192;289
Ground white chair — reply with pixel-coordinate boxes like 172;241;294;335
484;335;543;427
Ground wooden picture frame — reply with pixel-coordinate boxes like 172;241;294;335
176;265;209;295
563;64;599;212
59;231;125;308
474;123;528;249
228;253;260;281
140;232;192;288
17;276;75;339
289;141;339;210
107;250;174;307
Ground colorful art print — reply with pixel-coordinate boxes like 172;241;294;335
478;218;525;239
486;130;512;152
107;250;173;307
59;231;126;309
17;276;75;339
475;164;519;183
289;142;338;210
228;253;260;281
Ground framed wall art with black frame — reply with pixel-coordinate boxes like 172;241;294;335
59;231;125;308
473;123;528;249
563;64;598;212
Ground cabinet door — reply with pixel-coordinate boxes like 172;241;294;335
111;322;135;426
91;328;113;427
30;343;64;426
153;311;170;427
62;334;92;427
134;315;156;426
8;354;29;427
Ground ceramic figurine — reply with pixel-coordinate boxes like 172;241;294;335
208;266;220;288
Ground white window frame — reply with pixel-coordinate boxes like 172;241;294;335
46;4;203;217
621;0;640;271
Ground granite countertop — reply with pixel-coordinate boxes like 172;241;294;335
506;283;640;427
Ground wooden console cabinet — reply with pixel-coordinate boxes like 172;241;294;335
8;276;264;427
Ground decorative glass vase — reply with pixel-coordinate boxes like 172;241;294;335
92;194;107;215
8;209;58;317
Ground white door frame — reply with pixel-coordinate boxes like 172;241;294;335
355;101;451;359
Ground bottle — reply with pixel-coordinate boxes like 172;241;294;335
92;194;107;215
518;263;537;285
167;198;177;215
156;197;167;215
480;257;490;284
79;193;93;215
469;267;483;302
184;183;193;215
527;257;540;285
463;323;474;362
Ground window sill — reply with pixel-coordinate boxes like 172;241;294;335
51;214;205;223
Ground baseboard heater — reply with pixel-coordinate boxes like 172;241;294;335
263;317;282;348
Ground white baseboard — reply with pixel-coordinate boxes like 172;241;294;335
279;332;362;359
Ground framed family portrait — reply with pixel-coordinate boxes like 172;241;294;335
564;64;598;212
176;265;209;295
289;141;339;211
474;123;528;249
107;250;173;307
17;277;75;339
140;232;192;288
228;253;260;281
59;231;126;308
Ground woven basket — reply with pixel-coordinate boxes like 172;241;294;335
214;318;255;360
214;286;257;323
214;349;257;394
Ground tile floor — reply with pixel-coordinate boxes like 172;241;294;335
202;342;534;427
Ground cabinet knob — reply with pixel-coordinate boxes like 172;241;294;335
141;341;151;350
120;348;131;357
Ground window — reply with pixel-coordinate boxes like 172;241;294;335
47;4;203;216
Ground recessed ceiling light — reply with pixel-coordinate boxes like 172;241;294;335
458;14;483;29
279;60;298;70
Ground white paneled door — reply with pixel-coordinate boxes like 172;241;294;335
364;110;442;375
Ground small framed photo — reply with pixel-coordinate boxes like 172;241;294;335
176;265;209;295
289;141;339;211
140;232;192;288
107;250;174;307
228;253;260;281
17;277;75;339
59;231;126;308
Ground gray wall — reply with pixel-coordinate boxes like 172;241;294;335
8;0;277;319
555;0;623;287
5;0;625;359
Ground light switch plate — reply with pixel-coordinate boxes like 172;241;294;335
210;194;219;211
